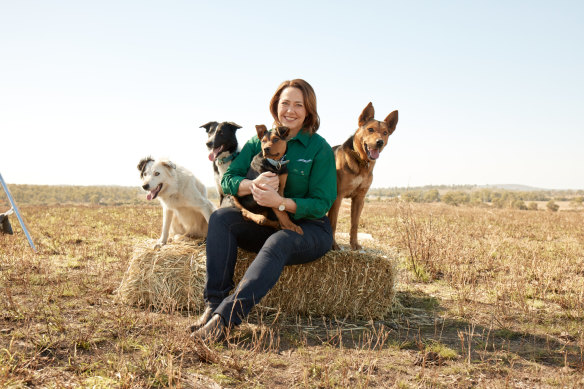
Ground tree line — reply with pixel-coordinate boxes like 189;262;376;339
1;184;582;210
0;184;218;207
368;186;584;210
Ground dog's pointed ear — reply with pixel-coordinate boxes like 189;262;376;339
384;110;399;135
255;124;268;139
200;121;218;133
276;126;290;140
358;102;375;127
138;156;154;177
225;122;242;131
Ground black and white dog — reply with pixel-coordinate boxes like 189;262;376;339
200;121;241;207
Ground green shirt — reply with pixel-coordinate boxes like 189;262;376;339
221;130;337;220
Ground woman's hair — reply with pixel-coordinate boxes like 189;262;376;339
269;79;320;134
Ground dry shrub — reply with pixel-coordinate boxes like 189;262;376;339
395;203;439;281
117;239;397;320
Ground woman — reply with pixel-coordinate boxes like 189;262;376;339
190;79;337;340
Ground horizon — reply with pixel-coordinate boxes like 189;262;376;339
2;181;583;193
1;1;583;190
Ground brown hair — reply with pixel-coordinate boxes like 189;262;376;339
269;79;320;134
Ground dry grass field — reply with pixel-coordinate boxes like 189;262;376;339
1;201;583;388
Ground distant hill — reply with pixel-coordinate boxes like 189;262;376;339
478;184;546;191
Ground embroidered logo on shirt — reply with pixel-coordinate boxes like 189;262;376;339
297;159;313;163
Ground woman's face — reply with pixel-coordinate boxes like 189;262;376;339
277;87;307;134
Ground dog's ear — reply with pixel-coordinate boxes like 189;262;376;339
200;121;218;133
276;126;290;140
255;124;268;139
161;160;176;170
358;102;375;127
384;110;399;135
224;122;242;132
138;156;154;178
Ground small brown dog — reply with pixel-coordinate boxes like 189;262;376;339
233;125;303;235
327;102;398;250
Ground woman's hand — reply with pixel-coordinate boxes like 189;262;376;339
236;172;279;197
252;172;279;191
251;182;282;208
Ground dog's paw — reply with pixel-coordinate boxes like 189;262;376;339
292;225;304;235
281;223;303;235
331;242;341;251
153;240;166;250
350;243;362;251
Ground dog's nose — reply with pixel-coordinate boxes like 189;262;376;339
142;184;149;190
206;141;213;149
376;139;384;148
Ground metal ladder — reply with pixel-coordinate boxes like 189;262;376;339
0;172;37;252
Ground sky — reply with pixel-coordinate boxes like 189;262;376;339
1;1;583;190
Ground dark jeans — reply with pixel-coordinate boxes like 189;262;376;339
204;207;333;326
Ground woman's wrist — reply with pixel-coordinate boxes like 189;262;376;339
277;196;287;211
237;179;252;196
278;197;296;214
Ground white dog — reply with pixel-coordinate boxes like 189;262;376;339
138;157;216;248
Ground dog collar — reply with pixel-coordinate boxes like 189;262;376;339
266;156;290;170
217;152;239;165
349;149;370;168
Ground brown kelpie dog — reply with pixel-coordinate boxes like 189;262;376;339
233;125;303;235
327;102;398;250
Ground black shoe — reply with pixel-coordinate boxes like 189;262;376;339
193;314;226;342
0;213;13;235
187;307;214;333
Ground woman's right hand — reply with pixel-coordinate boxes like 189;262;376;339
237;172;279;197
253;172;279;191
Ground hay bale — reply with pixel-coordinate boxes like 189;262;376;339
234;248;397;320
118;239;397;320
116;239;207;312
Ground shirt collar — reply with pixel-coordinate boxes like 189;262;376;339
289;129;311;147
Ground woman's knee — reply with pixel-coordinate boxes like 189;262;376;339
210;206;238;222
209;207;242;231
263;229;301;251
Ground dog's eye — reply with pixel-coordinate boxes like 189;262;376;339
154;172;160;176
383;131;388;136
368;128;374;133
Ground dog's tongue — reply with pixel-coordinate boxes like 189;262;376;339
146;186;158;201
369;149;380;160
208;146;223;162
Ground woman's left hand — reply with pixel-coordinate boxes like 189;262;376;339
251;183;282;208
